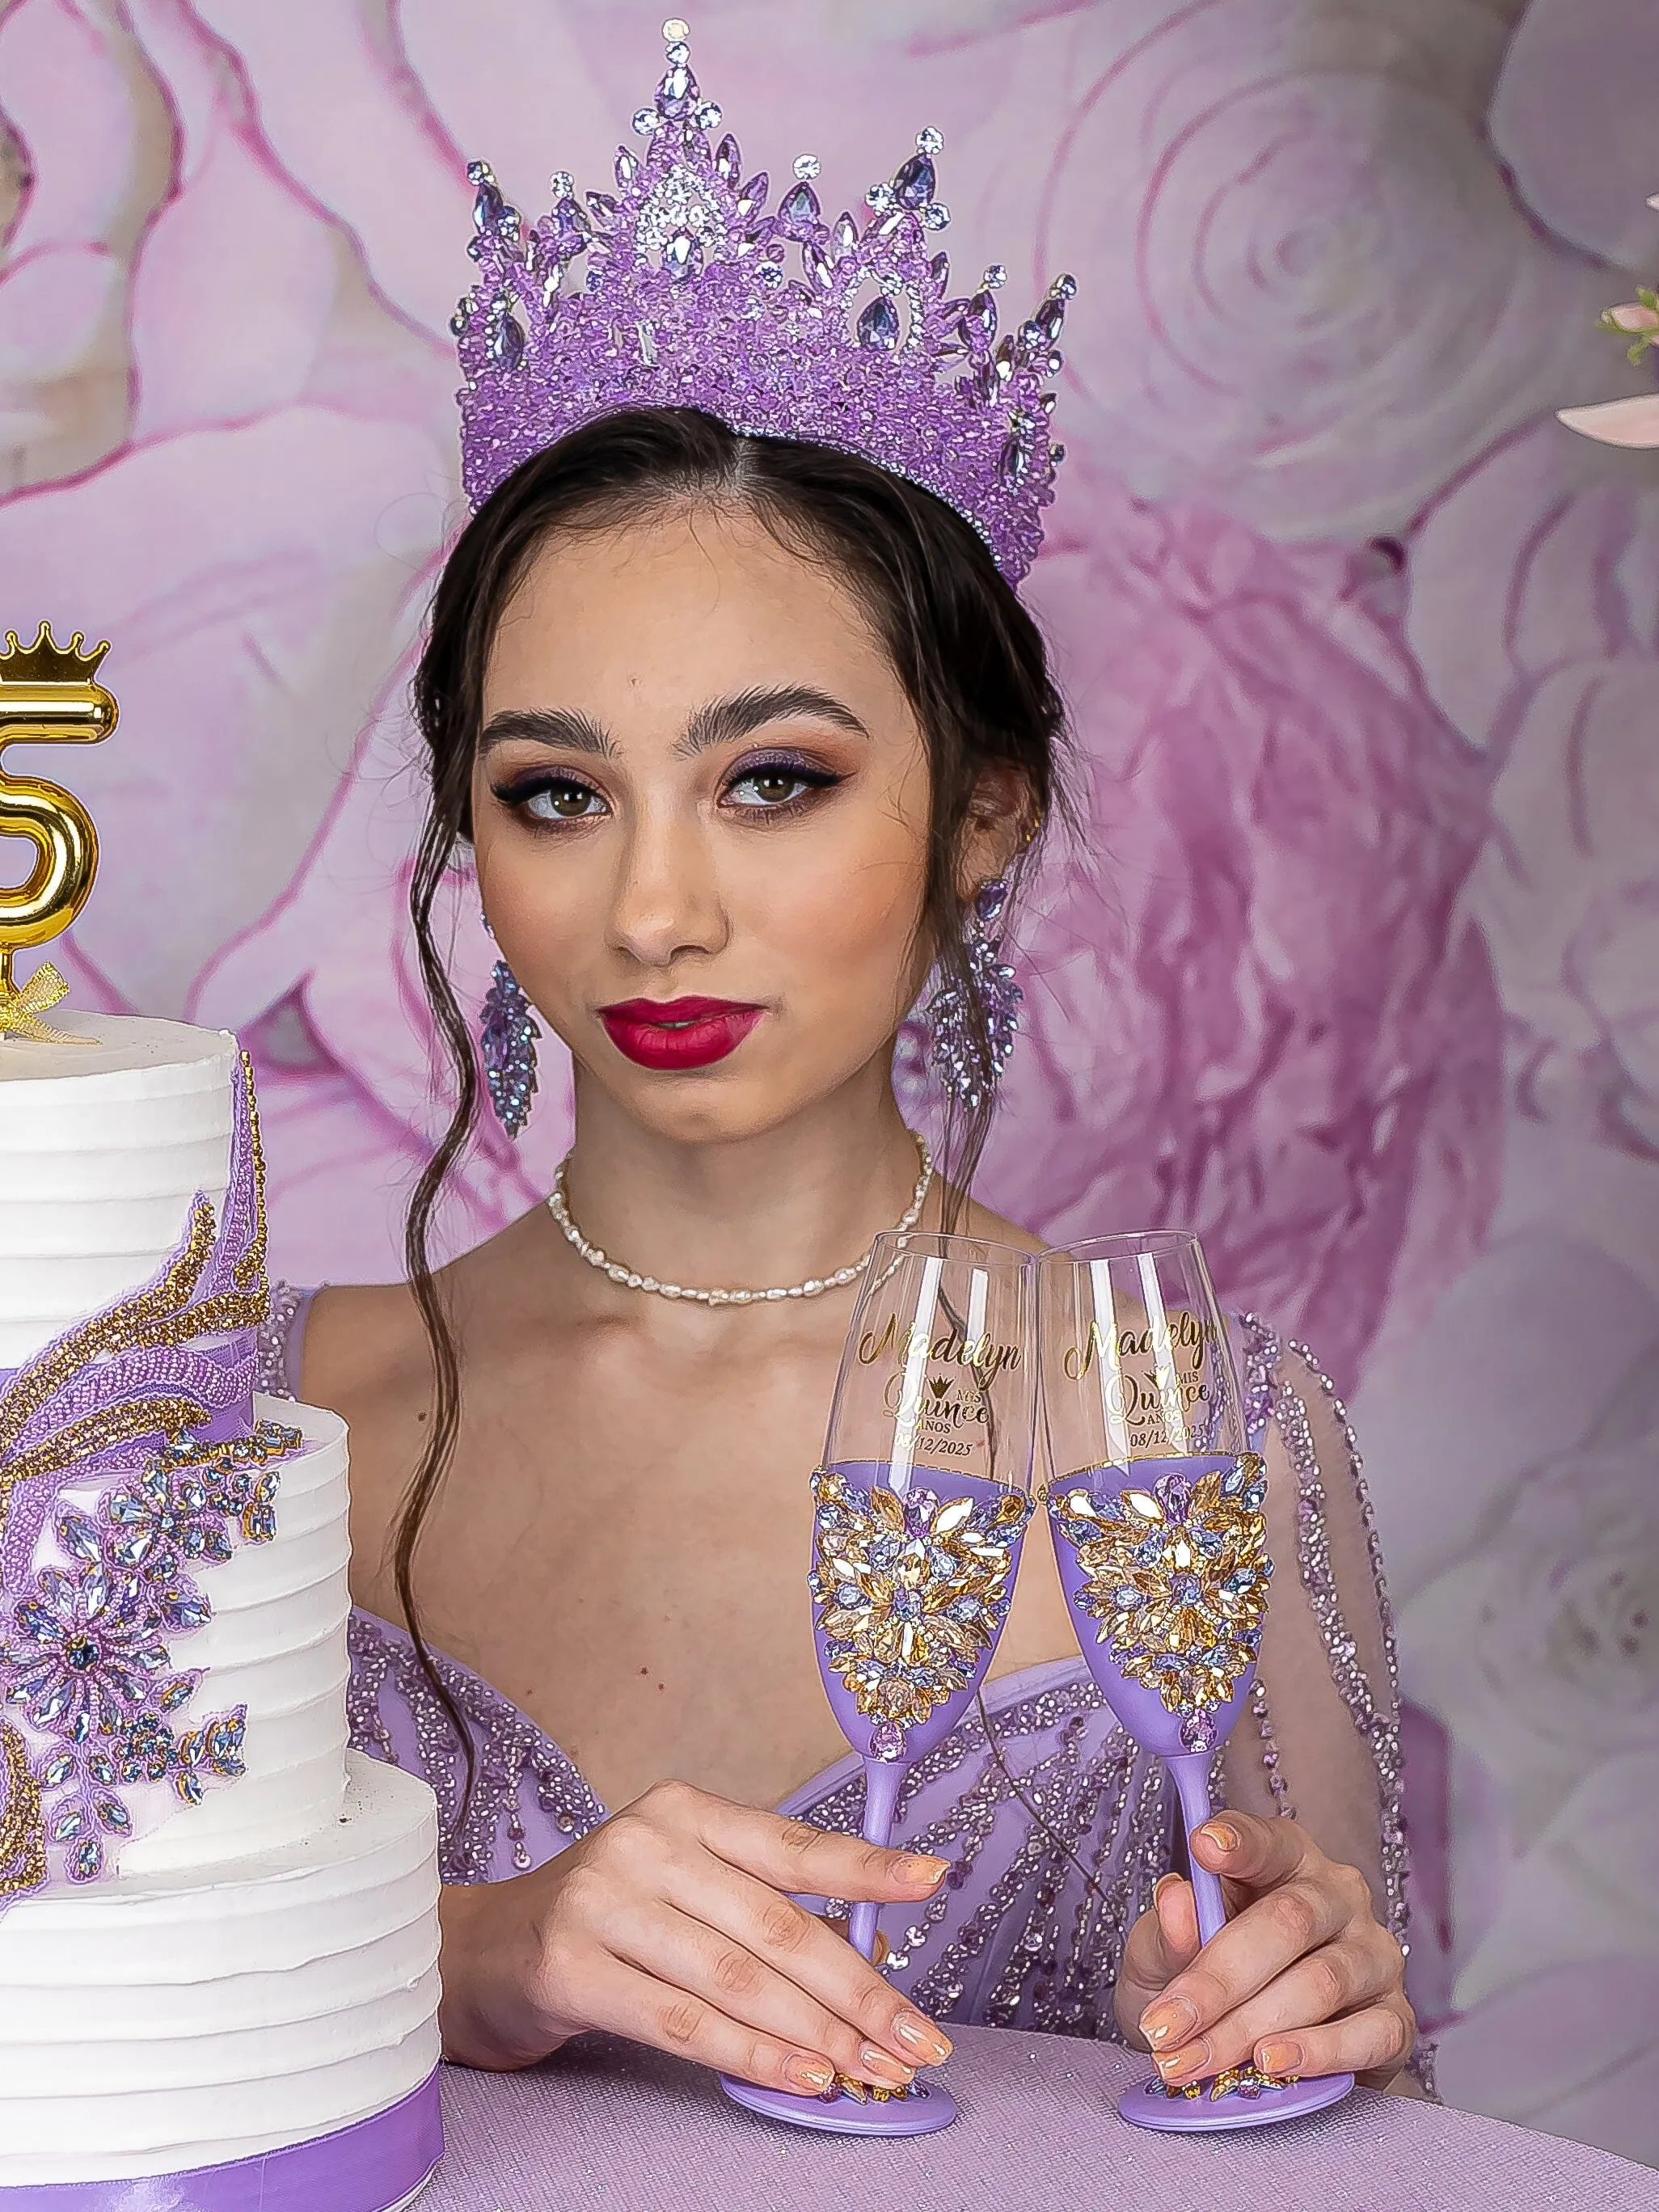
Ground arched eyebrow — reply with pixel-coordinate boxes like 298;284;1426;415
479;707;614;758
478;686;867;762
675;686;869;755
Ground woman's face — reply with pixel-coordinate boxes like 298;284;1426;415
473;503;987;1146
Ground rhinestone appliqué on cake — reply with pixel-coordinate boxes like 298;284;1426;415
0;1420;303;1893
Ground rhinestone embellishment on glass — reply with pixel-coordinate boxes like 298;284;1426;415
810;1467;1032;1761
1049;1458;1272;1754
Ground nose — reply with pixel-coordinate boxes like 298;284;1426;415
605;798;728;971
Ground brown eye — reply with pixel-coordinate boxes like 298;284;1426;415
751;770;801;802
725;762;837;809
523;780;603;821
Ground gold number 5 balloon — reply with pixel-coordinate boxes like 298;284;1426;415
0;623;116;1042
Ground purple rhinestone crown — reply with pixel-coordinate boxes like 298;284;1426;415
453;18;1073;583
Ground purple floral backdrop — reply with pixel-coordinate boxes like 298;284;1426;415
2;0;1656;2163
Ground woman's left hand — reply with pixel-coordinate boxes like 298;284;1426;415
1115;1812;1415;2090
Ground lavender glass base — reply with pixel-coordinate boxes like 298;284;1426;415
1119;2067;1354;2132
720;2075;956;2135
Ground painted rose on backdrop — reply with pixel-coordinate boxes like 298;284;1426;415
0;0;167;494
1407;1346;1659;1840
981;489;1499;1384
0;0;456;1022
1489;0;1659;272
158;0;1618;538
1405;1340;1659;2163
1036;0;1611;541
1409;424;1659;1158
1391;41;1659;2158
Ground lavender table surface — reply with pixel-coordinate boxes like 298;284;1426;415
424;2028;1657;2212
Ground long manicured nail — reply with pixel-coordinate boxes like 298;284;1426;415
899;1854;952;1888
859;2044;914;2087
1139;1994;1197;2046
787;2055;836;2094
1199;1820;1239;1855
1258;2039;1303;2077
1157;2039;1209;2083
893;2012;952;2063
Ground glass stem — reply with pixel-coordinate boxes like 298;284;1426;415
848;1756;907;1961
1169;1750;1227;1946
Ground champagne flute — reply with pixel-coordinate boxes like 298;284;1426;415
722;1231;1036;2138
1038;1231;1354;2132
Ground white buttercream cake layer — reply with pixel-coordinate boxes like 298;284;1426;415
0;1754;442;2183
0;1014;238;1368
117;1398;352;1875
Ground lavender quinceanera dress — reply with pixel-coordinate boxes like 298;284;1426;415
258;1288;1414;2052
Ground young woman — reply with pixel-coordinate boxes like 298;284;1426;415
258;39;1420;2111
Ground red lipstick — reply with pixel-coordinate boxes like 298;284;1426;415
598;996;764;1071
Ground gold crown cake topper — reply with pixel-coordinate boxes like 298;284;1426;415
0;621;117;1042
0;623;112;686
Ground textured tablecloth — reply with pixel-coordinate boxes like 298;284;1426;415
425;2027;1657;2212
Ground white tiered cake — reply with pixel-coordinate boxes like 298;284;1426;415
0;1015;443;2197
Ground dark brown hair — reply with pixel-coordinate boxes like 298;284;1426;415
397;406;1065;1794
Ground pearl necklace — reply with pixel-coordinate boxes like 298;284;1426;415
546;1136;935;1307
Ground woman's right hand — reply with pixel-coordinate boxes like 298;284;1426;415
437;1778;956;2096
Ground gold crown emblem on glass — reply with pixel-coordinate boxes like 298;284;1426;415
0;622;117;1041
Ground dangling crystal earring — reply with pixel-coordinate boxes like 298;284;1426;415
479;958;540;1138
927;877;1021;1109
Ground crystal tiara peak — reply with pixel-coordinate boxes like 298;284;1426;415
453;16;1074;583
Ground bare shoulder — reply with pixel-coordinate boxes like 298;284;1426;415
955;1188;1045;1256
295;1214;552;1615
298;1199;557;1413
299;1279;430;1413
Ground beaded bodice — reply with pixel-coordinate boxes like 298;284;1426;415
256;1289;1415;2044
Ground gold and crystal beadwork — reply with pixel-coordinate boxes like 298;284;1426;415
1050;1458;1271;1724
0;1718;44;1898
231;1051;269;1296
1209;2062;1298;2098
1154;2061;1299;2101
810;1467;1031;1733
0;1054;271;1535
825;2072;918;2104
